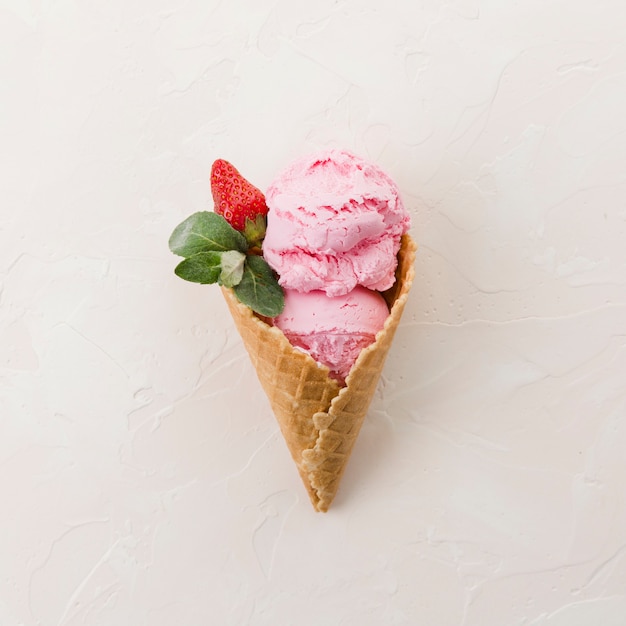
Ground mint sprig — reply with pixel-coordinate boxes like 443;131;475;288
169;211;284;316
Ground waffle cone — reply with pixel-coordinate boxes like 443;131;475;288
222;234;417;511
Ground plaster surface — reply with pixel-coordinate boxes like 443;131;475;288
1;1;625;624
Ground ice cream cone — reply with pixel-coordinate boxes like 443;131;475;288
221;234;417;511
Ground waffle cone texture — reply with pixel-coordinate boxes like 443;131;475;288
222;234;417;512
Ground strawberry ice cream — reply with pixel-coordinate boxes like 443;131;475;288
273;286;389;384
263;150;410;297
264;149;411;383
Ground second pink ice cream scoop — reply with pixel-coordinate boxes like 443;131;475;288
273;286;390;384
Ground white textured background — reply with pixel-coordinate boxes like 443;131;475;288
2;1;626;624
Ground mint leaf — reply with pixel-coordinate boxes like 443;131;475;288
174;251;222;284
233;255;284;317
219;250;246;288
169;211;248;257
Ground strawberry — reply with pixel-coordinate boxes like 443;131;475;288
210;159;269;234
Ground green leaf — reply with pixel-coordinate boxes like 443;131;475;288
169;211;248;257
219;250;246;288
174;251;222;284
233;255;285;317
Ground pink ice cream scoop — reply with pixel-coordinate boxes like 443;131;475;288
263;150;410;297
273;286;389;383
